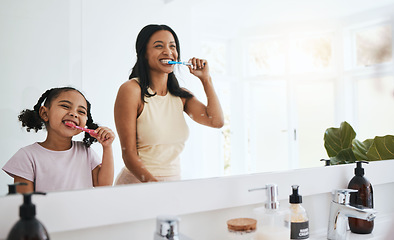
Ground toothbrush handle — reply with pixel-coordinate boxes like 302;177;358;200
85;129;97;136
183;61;205;66
75;126;97;136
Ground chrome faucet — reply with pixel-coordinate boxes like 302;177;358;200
327;189;377;240
154;215;192;240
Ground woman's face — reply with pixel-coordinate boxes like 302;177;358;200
145;30;178;75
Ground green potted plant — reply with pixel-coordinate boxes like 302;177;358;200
324;121;394;165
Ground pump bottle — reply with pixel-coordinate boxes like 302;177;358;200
289;185;309;239
348;161;374;234
7;182;27;195
6;192;50;240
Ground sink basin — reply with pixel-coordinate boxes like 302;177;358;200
310;212;393;240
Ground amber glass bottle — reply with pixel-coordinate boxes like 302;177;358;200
348;161;374;234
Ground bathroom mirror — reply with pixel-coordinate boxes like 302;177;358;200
2;0;394;195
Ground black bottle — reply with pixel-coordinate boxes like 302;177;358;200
7;182;27;195
348;161;374;234
7;193;50;240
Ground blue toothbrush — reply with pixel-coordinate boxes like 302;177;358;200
167;60;192;66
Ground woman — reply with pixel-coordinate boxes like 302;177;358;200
114;24;224;184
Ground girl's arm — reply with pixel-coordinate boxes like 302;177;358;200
114;80;158;182
13;176;34;193
92;127;115;187
184;58;224;128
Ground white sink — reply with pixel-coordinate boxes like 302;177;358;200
310;213;393;240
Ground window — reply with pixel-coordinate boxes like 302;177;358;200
289;34;333;73
248;38;286;76
355;24;392;67
183;13;394;179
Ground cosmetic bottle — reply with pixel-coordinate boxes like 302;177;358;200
348;161;374;234
289;185;309;239
227;218;257;240
250;184;290;240
6;192;50;240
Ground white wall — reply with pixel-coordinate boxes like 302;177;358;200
0;0;72;194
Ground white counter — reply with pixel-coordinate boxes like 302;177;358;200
1;160;393;240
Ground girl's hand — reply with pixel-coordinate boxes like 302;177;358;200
94;126;115;147
188;57;210;82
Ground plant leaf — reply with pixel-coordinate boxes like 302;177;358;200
366;135;394;160
324;121;356;157
352;139;374;160
330;148;357;165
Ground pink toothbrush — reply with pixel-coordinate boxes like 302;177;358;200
65;122;97;136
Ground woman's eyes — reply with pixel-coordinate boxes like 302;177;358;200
78;110;87;115
154;44;177;49
60;104;70;109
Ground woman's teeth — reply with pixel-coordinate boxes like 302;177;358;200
160;59;171;64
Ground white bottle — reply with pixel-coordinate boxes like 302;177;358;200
289;185;309;240
250;184;290;240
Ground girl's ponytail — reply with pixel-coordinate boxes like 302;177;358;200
82;100;98;147
18;89;52;132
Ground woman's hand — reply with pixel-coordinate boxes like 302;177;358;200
188;57;210;82
94;126;115;147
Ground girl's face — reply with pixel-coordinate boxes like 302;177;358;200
40;90;88;137
145;30;178;75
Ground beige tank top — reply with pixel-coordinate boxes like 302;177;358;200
136;80;189;176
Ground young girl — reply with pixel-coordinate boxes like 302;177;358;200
2;87;115;193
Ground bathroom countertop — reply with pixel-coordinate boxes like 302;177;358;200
310;212;393;240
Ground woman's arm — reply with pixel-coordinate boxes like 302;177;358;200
114;80;158;182
13;176;34;193
184;58;224;128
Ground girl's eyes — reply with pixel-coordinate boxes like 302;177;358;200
60;104;86;115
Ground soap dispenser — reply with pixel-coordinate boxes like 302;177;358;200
347;161;374;234
6;192;50;240
289;185;309;239
7;182;27;195
250;184;290;240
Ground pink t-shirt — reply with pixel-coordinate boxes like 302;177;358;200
2;141;101;192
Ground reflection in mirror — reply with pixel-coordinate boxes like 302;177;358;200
2;0;394;195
